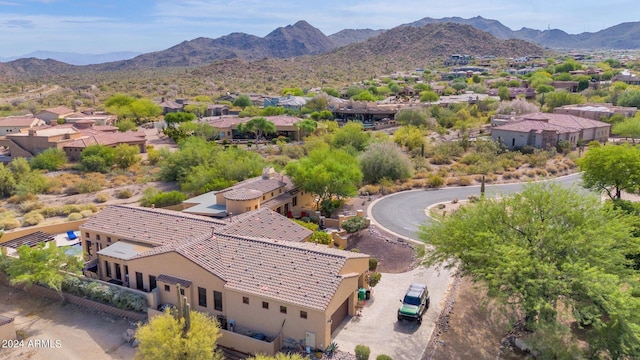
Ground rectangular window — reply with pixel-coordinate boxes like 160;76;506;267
135;272;144;291
149;275;157;291
214;291;223;311
262;301;269;309
96;242;102;251
292;196;297;207
107;237;111;243
300;311;307;319
242;296;249;304
198;287;207;307
104;261;111;277
164;285;170;292
115;263;122;280
280;306;287;314
96;234;101;241
86;240;92;255
85;232;90;239
180;288;185;295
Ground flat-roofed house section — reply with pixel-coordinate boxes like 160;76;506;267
554;103;637;120
0;231;54;257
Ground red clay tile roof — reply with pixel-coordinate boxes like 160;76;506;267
0;115;40;127
40;106;75;116
223;188;263;201
157;274;192;287
493;112;611;134
81;205;225;246
219;177;288;196
176;233;367;310
220;208;312;242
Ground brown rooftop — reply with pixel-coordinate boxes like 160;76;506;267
220;208;312;242
157;274;192;288
223;188;263;201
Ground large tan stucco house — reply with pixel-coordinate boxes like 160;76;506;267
0;115;45;136
80;205;369;355
204;115;306;141
182;167;316;219
491;112;611;150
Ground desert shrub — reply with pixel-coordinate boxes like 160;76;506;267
359;184;380;195
376;355;393;360
458;176;473;186
72;179;102;194
369;258;378;271
342;216;368;233
95;192;109;203
146;146;161;165
22;212;44;226
29;148;67;171
18;200;44;214
80;210;94;218
140;189;187;208
67;213;83;221
0;218;20;230
368;272;382;287
355;345;371;360
359;142;414;184
116;189;133;199
351;248;361;253
293;219;319;232
310;231;331;245
426;175;445;188
446;177;458;186
459;152;482;165
429;153;450;165
281;144;305;159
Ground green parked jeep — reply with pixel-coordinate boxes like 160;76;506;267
397;283;430;324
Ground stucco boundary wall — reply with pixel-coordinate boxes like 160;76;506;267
0;273;147;323
0;220;88;243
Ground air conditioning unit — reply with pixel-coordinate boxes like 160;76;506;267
228;319;235;332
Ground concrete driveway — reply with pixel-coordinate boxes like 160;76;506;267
332;265;454;359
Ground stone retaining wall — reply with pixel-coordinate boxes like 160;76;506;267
0;274;147;323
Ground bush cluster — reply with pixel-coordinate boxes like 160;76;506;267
62;275;147;312
342;216;368;233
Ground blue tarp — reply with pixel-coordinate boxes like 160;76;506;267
67;231;77;240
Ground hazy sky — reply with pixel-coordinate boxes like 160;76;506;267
1;0;638;57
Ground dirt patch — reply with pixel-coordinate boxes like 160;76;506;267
0;283;136;360
425;277;525;360
344;228;417;273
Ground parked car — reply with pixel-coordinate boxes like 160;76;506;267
397;283;430;324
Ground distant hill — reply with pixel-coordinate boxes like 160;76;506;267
95;20;337;70
0;51;140;65
329;28;386;47
404;16;640;49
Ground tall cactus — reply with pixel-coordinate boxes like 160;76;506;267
174;284;191;337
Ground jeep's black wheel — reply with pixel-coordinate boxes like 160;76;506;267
397;317;402;321
417;317;422;324
426;298;430;308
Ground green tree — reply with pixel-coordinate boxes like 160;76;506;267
237;117;276;140
6;242;82;300
116;119;138;132
0;163;16;197
303;96;328;112
419;183;640;357
165;112;197;126
359;142;413;184
232;94;252;109
396;109;429;127
331;121;370;152
80;145;116;173
260;106;285;116
282;88;304;96
393;125;426;151
542;90;586;111
30;148;67;171
294;119;318;138
113;144;140;170
183;103;208;119
179;121;216;140
612;117;640;142
497;86;510;101
578;143;640;200
617;89;640;108
135;309;223;360
285;148;362;212
419;90;439;103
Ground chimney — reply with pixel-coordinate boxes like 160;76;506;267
151;204;155;209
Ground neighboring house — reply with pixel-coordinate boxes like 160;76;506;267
80;205;369;355
182;167;315;219
159;99;183;114
487;87;536;99
264;95;309;111
35;106;75;124
61;112;115;125
612;74;640;86
551;81;579;92
0;115;45;136
0;121;146;159
203;115;305;141
491;112;611;150
553;103;637;120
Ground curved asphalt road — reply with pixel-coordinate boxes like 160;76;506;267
368;173;583;240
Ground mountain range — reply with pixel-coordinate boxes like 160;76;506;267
2;15;639;80
0;50;141;66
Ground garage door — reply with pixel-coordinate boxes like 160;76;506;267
331;298;349;333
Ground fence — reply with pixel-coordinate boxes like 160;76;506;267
0;220;88;243
0;273;147;323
